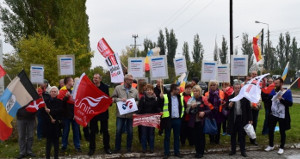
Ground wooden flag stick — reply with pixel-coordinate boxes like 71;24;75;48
160;79;163;94
41;95;54;121
6;74;12;82
281;77;299;95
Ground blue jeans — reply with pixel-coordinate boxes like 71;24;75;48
141;126;155;151
115;117;133;151
37;109;44;139
62;119;80;149
262;108;269;135
164;118;181;155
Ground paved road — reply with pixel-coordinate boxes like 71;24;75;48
293;97;300;104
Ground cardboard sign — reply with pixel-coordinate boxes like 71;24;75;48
57;55;75;75
128;58;145;78
217;64;230;83
30;64;44;84
231;55;248;76
150;55;168;80
117;98;138;115
174;57;187;76
105;53;124;83
201;61;217;82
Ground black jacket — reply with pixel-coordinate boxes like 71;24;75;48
41;97;64;138
154;86;168;98
227;94;253;135
92;82;110;121
17;106;36;120
62;89;74;119
137;94;162;114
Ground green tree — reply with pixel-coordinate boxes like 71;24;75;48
290;37;298;71
241;33;254;70
276;33;286;68
192;34;204;64
219;36;228;64
182;42;190;63
213;40;219;62
165;28;178;66
284;32;291;64
141;38;156;57
157;30;166;55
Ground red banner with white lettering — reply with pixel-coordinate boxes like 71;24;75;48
74;73;112;127
97;38;114;58
133;113;162;129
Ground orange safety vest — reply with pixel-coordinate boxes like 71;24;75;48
204;90;225;112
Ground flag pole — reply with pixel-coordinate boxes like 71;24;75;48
41;95;54;121
6;74;12;82
160;79;163;94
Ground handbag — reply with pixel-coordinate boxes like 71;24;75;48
203;118;218;134
243;124;256;139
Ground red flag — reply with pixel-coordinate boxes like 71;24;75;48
133;113;162;129
97;38;114;58
25;98;46;112
74;73;112;127
253;30;263;62
0;65;6;79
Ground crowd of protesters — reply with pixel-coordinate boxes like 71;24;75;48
16;71;293;159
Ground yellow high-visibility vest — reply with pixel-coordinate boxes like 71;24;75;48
162;94;184;118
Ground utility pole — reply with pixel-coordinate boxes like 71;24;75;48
230;0;233;84
131;34;141;57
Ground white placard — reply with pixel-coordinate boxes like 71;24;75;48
174;57;187;76
30;64;44;84
106;53;124;83
117;98;138;115
58;55;75;75
217;64;230;83
128;58;145;78
231;55;248;76
150;55;168;80
201;61;217;82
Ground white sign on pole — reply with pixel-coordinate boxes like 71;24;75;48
217;64;230;83
30;64;44;84
201;61;217;82
106;53;124;83
150;55;168;80
231;55;248;76
174;57;187;76
57;55;75;75
117;98;138;115
128;58;145;78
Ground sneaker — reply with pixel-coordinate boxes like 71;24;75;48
277;148;284;155
264;146;274;152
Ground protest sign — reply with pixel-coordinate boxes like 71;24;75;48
57;55;75;75
149;55;168;80
128;58;145;78
105;53;124;83
97;38;114;58
174;57;187;76
201;61;217;82
217;64;230;82
133;113;162;129
117;98;138;115
30;64;44;84
231;55;248;76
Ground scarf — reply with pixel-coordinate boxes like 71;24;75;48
208;89;220;110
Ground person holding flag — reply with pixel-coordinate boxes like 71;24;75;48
265;77;293;155
41;86;63;159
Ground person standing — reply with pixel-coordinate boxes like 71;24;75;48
227;83;253;157
186;85;210;158
249;70;260;145
261;77;274;135
16;107;37;159
42;86;63;159
137;84;162;153
154;79;168;97
162;84;184;159
265;77;293;155
59;76;81;152
111;74;139;153
221;82;233;136
88;73;112;156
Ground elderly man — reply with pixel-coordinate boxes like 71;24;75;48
111;74;139;153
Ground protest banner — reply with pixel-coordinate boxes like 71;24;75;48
97;38;114;58
105;53;124;83
117;98;138;115
133;113;162;129
57;55;75;75
231;55;248;76
30;64;44;84
149;55;168;80
217;64;230;83
174;57;187;76
128;58;145;78
201;61;217;82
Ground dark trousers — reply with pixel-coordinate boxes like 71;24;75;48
46;136;59;159
180;120;195;146
262;106;269;135
164;118;181;155
268;115;286;149
89;119;110;150
209;122;221;144
115;117;133;151
250;109;259;142
222;117;228;134
194;122;205;155
37;110;44;139
141;126;155;151
230;115;246;153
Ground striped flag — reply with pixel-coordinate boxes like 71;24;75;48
0;70;39;141
25;98;46;113
253;29;263;62
281;62;289;81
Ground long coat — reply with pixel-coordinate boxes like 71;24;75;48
227;94;253;135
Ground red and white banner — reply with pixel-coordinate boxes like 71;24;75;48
26;98;45;112
97;38;114;58
74;73;113;127
133;113;162;129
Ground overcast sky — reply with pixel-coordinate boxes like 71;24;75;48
1;0;300;69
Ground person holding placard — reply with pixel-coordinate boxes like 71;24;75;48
161;84;185;159
154;79;168;97
111;74;139;153
204;80;225;144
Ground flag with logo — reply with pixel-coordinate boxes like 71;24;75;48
25;98;46;113
73;73;112;127
133;113;162;129
230;73;269;103
0;70;39;141
281;61;289;81
176;72;188;93
253;29;264;62
117;98;138;115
